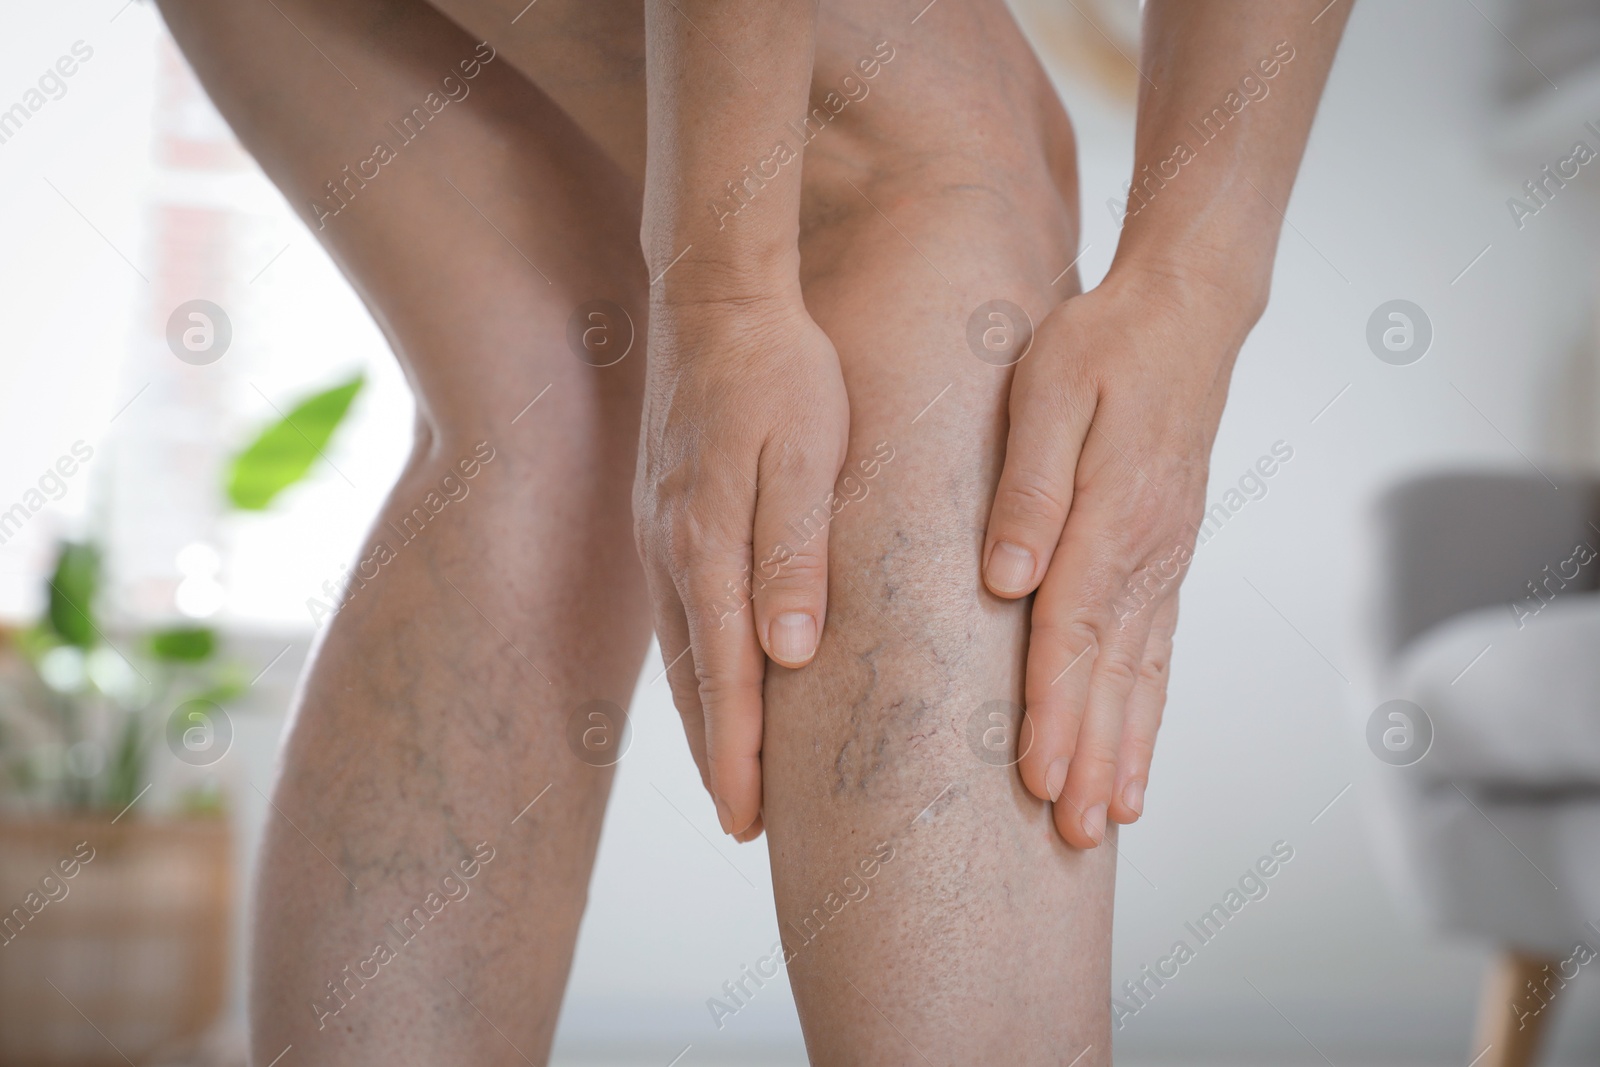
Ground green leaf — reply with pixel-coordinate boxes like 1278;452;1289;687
148;626;217;662
46;542;100;649
226;374;365;510
183;671;247;708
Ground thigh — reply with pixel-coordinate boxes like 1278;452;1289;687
157;0;647;440
154;0;653;735
419;0;646;185
763;165;1113;1061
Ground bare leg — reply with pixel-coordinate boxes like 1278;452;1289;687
164;0;1125;1059
763;45;1116;1062
154;1;650;1062
421;0;1120;1059
763;268;1118;1063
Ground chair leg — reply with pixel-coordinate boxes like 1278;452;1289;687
1471;950;1562;1067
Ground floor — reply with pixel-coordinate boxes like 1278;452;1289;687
144;1028;1588;1066
549;1051;1583;1067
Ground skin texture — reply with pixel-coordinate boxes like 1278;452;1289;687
471;0;1352;852
150;0;1349;1062
155;1;652;1061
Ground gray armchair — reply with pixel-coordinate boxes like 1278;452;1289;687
1367;471;1600;1067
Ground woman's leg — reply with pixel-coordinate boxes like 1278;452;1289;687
154;1;651;1062
763;151;1117;1063
162;0;1124;1061
768;239;1118;1065
421;0;1121;1057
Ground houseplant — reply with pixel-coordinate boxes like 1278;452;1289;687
0;373;362;1066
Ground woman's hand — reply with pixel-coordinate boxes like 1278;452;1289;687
634;294;849;841
981;264;1259;848
980;0;1352;848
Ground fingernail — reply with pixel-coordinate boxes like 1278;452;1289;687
987;541;1036;595
769;612;817;664
1045;758;1069;802
1123;780;1145;817
714;795;734;835
1081;803;1108;845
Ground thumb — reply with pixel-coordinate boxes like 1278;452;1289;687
983;365;1096;598
750;437;843;668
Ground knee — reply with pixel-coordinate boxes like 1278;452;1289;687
389;434;503;521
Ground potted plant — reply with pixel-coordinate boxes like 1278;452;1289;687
0;374;362;1067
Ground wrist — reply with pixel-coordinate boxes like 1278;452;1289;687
1095;252;1269;355
645;284;827;374
1106;166;1287;328
641;119;809;306
642;226;802;310
1103;239;1272;335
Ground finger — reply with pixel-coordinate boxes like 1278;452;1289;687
751;435;843;669
1017;600;1097;806
1053;589;1152;847
1014;480;1156;828
644;563;710;791
733;812;765;844
982;361;1096;598
678;554;767;837
1109;595;1178;826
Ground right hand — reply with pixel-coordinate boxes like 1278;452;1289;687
634;294;849;840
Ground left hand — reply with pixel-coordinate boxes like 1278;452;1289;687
981;263;1257;848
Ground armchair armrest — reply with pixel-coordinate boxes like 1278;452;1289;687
1368;469;1600;664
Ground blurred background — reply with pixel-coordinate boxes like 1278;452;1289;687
2;0;1598;1064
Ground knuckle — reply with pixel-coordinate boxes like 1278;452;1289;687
1087;493;1170;563
1074;747;1120;780
688;592;748;635
1094;649;1142;688
1124;476;1169;525
1118;566;1170;609
761;433;838;479
1032;617;1099;659
994;475;1070;532
637;442;693;506
754;545;826;600
1133;679;1171;734
671;530;745;584
666;678;701;720
1123;731;1158;768
696;670;760;711
1140;643;1173;685
1096;565;1159;630
666;503;710;550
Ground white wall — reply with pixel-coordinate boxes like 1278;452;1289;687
3;0;1598;1063
0;1;156;610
